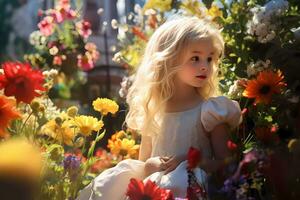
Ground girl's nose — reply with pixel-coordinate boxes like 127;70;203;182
200;62;208;71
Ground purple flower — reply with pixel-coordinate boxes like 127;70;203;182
63;154;81;181
63;154;81;171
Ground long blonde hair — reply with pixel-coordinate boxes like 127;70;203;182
125;16;224;136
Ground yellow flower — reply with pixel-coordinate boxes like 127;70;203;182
72;115;104;136
109;130;126;142
108;138;140;159
143;0;172;12
40;119;75;146
92;98;119;116
180;0;206;18
207;5;223;19
0;138;43;180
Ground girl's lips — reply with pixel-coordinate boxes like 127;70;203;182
196;75;207;79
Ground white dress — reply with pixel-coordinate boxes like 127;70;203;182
77;96;242;200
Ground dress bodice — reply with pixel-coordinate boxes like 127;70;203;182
150;96;242;159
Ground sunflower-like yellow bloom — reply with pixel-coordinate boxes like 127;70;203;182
108;138;139;159
143;0;172;12
40;118;75;146
72;115;104;136
0;138;43;179
92;98;119;116
110;130;126;142
207;5;223;19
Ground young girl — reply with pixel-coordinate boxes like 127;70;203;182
77;16;242;200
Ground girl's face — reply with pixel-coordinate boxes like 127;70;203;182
176;38;218;88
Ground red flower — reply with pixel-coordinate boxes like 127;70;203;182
126;178;174;200
0;95;21;138
227;140;238;151
0;62;45;104
243;70;286;104
187;147;201;169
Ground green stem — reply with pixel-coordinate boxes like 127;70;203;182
20;111;34;136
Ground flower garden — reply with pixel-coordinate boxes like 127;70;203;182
0;0;300;199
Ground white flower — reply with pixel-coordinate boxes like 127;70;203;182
228;80;244;98
97;8;104;15
112;52;122;63
247;0;288;43
111;19;119;29
246;60;272;77
49;46;59;55
134;4;142;14
29;31;47;49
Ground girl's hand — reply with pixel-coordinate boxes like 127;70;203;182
144;157;171;176
162;155;186;174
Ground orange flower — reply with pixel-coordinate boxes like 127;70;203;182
243;70;285;104
148;15;158;29
0;95;21;138
131;26;148;41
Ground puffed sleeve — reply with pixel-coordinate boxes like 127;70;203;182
201;96;242;132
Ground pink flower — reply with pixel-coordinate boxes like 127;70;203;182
38;16;55;36
37;9;43;17
85;42;100;62
76;20;92;39
51;7;76;23
85;42;97;52
53;55;65;66
77;53;94;71
58;0;71;10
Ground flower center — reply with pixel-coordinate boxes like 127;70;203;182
119;149;128;157
259;85;271;95
141;195;152;200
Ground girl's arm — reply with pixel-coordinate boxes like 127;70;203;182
138;135;152;161
199;123;232;173
139;135;169;176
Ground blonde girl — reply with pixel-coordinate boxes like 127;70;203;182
77;16;242;200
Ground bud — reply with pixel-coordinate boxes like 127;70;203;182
67;106;78;118
39;105;46;113
30;101;40;114
55;117;63;126
74;137;84;148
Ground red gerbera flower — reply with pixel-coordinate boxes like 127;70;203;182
126;178;174;200
0;95;21;138
187;147;202;169
0;62;45;104
243;70;286;104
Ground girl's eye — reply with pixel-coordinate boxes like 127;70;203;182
191;56;200;62
207;57;212;63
